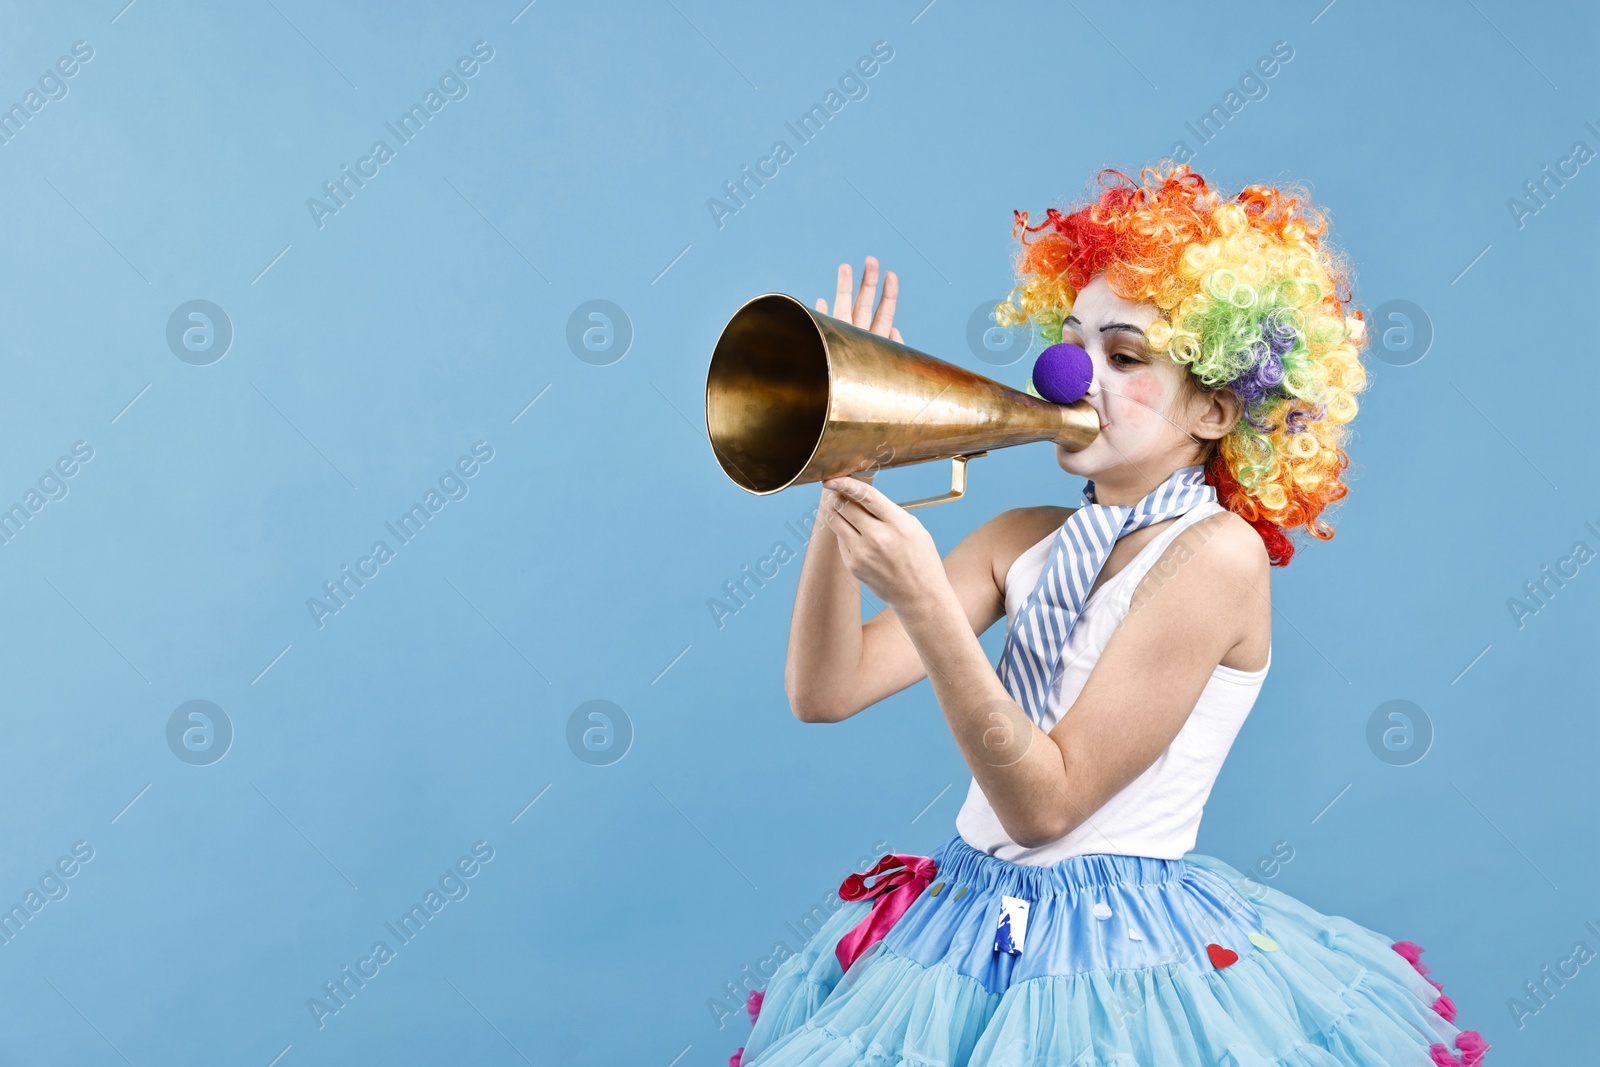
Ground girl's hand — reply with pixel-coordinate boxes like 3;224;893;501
820;473;946;611
816;256;903;344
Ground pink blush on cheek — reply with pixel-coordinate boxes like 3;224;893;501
1116;375;1162;421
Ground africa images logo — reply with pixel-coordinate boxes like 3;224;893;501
307;841;494;1030
306;42;495;230
706;40;895;229
307;440;494;629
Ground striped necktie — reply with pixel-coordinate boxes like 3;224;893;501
998;463;1216;725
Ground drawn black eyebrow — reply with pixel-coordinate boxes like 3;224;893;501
1063;315;1145;337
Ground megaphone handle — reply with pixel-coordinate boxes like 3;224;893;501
897;453;988;511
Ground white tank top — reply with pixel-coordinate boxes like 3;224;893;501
954;499;1271;864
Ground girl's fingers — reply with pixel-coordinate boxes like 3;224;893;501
823;258;898;334
851;257;880;328
832;263;853;320
825;496;862;538
824;475;891;522
890;326;903;343
869;270;898;337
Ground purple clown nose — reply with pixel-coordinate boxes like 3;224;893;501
1032;342;1094;404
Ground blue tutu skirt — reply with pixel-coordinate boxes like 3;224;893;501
730;832;1488;1067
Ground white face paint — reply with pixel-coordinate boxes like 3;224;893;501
1052;274;1209;499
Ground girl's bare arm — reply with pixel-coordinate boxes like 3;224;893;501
784;503;1022;723
895;509;1269;847
784;253;1026;723
814;470;1270;849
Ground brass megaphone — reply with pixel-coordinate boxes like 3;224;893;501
705;293;1101;509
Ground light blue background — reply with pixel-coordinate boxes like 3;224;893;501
0;0;1593;1063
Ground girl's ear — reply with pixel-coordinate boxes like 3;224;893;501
1190;383;1243;445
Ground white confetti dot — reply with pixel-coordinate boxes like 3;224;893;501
1092;902;1113;920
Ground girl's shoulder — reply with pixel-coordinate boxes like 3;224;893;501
1120;506;1270;610
995;503;1076;539
1161;506;1271;577
978;505;1075;595
1128;506;1273;673
984;504;1075;550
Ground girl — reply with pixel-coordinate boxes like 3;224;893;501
728;163;1488;1066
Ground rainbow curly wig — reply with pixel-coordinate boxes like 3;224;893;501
996;160;1369;566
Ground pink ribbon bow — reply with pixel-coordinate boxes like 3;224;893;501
834;853;937;972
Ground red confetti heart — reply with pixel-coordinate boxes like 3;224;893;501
1207;943;1239;969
